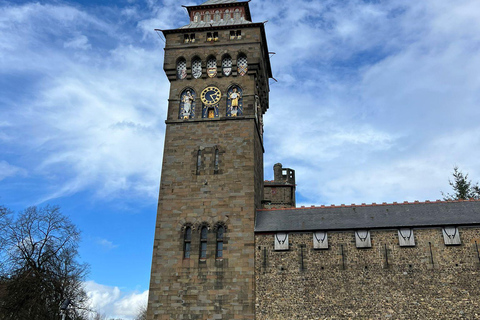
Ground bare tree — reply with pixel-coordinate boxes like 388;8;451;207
0;206;12;277
135;305;147;320
0;205;89;320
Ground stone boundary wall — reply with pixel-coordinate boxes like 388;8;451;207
255;227;480;319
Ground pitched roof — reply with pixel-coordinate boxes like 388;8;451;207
255;199;480;232
201;0;238;4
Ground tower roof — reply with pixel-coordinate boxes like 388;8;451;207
180;0;252;29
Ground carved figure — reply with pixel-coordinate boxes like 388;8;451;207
229;87;241;116
182;90;194;119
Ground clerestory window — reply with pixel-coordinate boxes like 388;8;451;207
200;226;208;259
184;227;192;258
216;226;224;258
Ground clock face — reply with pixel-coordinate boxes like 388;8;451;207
201;86;221;105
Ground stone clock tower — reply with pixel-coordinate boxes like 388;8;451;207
147;1;272;319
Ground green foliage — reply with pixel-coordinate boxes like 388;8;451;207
0;205;89;320
442;166;480;200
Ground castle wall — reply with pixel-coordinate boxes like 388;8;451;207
255;227;480;319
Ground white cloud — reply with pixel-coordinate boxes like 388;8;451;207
0;161;26;181
64;35;91;50
85;280;148;320
259;0;480;205
97;238;118;250
0;2;167;202
2;0;480;207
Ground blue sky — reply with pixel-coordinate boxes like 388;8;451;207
2;0;480;318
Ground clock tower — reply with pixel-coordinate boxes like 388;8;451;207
147;0;272;319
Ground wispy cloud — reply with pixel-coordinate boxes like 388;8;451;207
96;238;118;250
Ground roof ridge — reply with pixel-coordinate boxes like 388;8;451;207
257;198;480;212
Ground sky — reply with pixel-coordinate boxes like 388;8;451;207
1;0;480;318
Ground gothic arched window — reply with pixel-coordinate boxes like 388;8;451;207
179;88;195;120
234;9;240;20
176;58;187;79
237;54;248;76
184;226;192;258
194;12;200;22
214;10;221;22
207;56;217;78
196;149;202;174
224;9;231;20
192;58;202;79
222;55;232;76
214;147;219;173
199;226;208;259
216;226;224;258
205;11;211;22
226;85;243;117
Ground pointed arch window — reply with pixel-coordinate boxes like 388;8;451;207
184;226;192;258
222;55;232;76
227;86;243;117
179;88;195;120
200;226;208;259
216;226;224;258
192;58;202;79
214;148;219;173
196;149;202;174
237;54;247;76
205;11;211;22
214;10;221;22
177;58;187;79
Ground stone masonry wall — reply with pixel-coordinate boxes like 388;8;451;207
148;23;269;319
255;227;480;319
263;185;295;209
148;119;259;320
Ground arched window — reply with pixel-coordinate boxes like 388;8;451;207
226;85;243;117
237;54;248;76
222;55;232;76
192;58;202;79
216;226;224;258
224;9;230;20
196;149;202;174
176;58;187;79
207;56;217;78
184;227;192;258
194;12;200;23
234;9;240;20
205;11;211;22
214;10;221;22
199;226;208;259
179;88;195;120
214;148;219;173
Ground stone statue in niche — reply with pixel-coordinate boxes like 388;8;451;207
179;89;195;119
227;86;243;117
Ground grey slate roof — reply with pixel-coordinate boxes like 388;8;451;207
201;0;238;4
255;200;480;232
